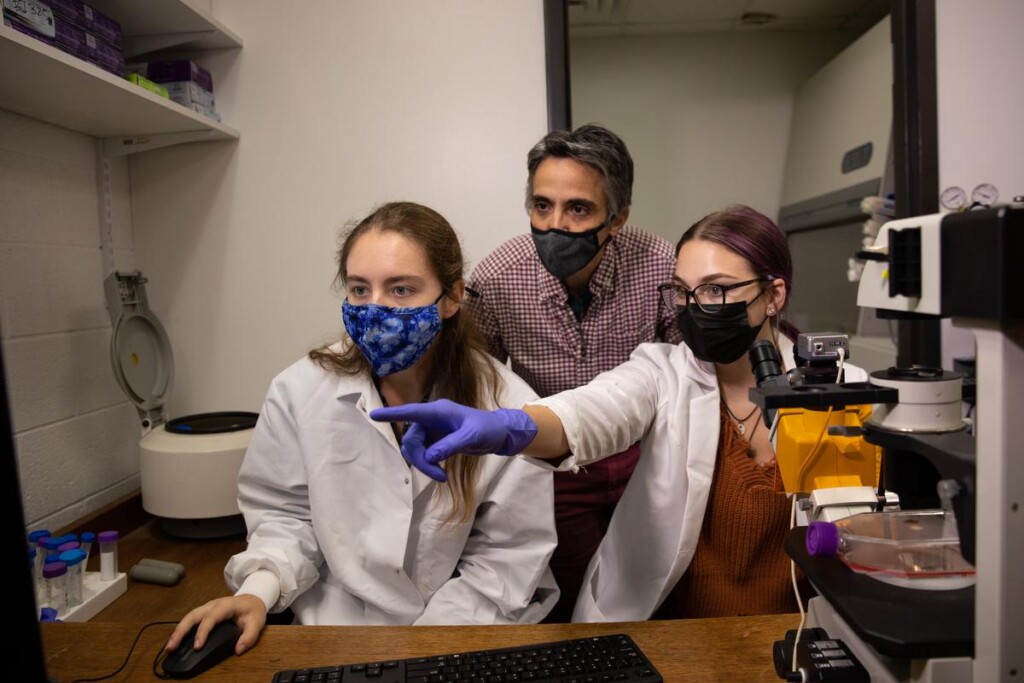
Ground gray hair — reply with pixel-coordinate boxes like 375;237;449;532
525;123;634;219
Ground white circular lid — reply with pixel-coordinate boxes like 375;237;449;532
110;312;174;411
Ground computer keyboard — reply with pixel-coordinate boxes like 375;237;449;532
270;632;663;682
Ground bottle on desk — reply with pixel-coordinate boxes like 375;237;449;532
98;530;120;581
59;549;87;609
27;529;49;573
42;561;68;616
80;531;95;564
28;545;41;609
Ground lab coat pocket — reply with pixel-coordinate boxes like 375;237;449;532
411;517;472;595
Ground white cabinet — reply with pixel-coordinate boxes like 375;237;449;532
0;0;241;154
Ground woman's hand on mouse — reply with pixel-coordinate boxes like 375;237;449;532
166;595;267;655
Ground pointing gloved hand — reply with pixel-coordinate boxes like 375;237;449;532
370;399;538;482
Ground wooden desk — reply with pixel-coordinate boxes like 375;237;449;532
45;516;799;681
42;614;800;682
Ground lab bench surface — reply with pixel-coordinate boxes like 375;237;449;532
43;615;800;682
43;518;799;682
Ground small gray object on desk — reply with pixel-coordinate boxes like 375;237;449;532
138;557;186;577
129;558;184;586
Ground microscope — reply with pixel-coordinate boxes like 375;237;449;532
753;206;1022;682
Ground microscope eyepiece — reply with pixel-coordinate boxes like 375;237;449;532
749;339;783;386
748;340;789;429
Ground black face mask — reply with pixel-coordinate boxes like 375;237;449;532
677;301;768;364
530;216;613;281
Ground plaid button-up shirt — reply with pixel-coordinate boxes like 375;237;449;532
466;226;680;398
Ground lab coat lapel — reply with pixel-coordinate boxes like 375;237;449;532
338;382;437;502
344;384;402;450
662;348;720;608
681;343;721;524
330;384;427;614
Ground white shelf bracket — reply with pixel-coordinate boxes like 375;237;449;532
103;130;217;157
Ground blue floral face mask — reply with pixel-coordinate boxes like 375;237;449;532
342;294;445;377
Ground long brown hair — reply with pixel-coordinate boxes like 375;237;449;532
309;202;502;522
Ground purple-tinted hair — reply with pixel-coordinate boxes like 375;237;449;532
676;204;799;340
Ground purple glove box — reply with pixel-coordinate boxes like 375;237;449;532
85;30;124;76
146;59;214;93
5;8;90;61
82;3;120;46
3;10;56;45
53;10;85;57
48;0;84;26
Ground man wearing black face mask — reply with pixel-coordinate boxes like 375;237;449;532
465;124;679;623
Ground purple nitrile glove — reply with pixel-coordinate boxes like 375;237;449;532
370;399;538;482
398;421;447;483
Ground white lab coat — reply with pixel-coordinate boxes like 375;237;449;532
531;338;867;622
225;350;559;625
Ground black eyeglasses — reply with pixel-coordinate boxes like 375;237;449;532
658;276;773;314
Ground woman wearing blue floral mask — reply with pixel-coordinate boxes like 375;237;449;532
167;202;558;658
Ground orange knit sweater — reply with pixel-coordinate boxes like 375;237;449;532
653;404;796;619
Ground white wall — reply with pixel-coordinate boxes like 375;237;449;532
3;1;548;528
0;111;141;530
570;31;855;245
129;0;548;418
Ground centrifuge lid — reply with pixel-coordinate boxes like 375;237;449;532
165;412;259;435
110;311;174;412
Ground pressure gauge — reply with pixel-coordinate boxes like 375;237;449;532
940;186;967;211
971;182;999;206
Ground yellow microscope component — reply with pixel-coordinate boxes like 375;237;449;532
775;404;882;494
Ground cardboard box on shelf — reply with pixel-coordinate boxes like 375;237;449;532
3;0;55;38
48;0;84;26
166;80;214;109
52;11;85;57
81;1;118;46
4;10;55;45
146;59;213;93
4;6;87;59
188;101;221;122
127;72;169;98
85;30;123;76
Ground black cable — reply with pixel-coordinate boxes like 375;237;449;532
66;620;178;683
151;620;186;680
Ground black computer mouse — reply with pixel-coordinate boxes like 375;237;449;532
162;620;242;679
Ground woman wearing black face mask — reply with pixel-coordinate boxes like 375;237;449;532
373;204;871;623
